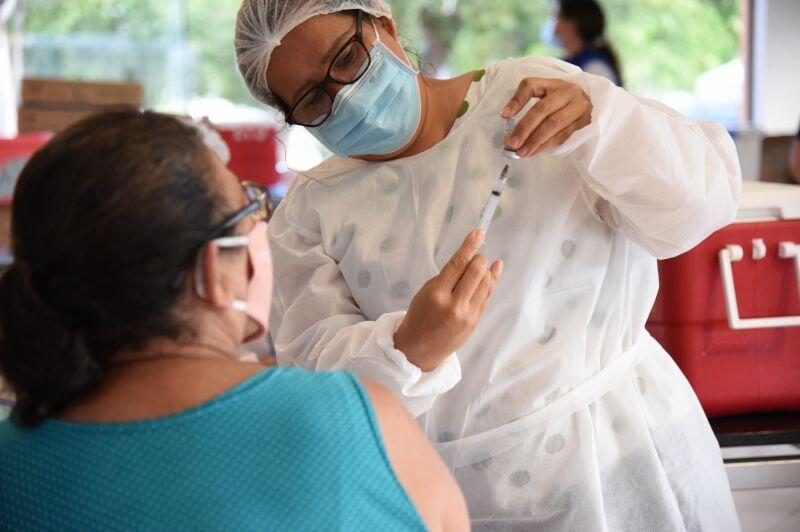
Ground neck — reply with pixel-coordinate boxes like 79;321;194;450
114;343;235;365
359;71;476;162
564;37;586;58
58;329;247;423
114;317;240;366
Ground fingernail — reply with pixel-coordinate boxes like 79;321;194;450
509;137;520;149
501;106;511;117
475;229;485;241
518;148;529;157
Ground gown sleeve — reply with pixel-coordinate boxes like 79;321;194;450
266;188;461;418
514;56;742;259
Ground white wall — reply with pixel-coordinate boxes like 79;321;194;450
752;0;800;136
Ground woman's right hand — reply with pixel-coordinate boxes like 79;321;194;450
394;230;503;372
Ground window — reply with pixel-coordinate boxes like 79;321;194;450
13;0;745;168
20;0;270;123
394;0;743;130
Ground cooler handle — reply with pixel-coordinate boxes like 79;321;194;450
718;242;800;330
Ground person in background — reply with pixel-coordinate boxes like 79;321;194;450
0;109;469;531
791;120;800;184
546;0;623;86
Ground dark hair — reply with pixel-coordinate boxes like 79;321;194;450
0;109;230;427
559;0;623;87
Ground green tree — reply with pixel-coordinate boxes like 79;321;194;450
21;0;740;108
389;0;739;95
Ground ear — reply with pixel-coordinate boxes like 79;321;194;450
199;243;235;309
378;16;399;40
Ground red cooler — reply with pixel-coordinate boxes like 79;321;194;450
215;124;280;187
0;133;53;205
1;134;53;260
647;181;800;417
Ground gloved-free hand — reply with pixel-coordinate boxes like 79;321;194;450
393;230;503;372
501;77;592;158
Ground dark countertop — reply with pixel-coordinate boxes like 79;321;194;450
711;412;800;447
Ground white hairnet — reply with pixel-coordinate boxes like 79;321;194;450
235;0;392;109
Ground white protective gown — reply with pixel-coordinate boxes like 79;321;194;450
269;56;742;530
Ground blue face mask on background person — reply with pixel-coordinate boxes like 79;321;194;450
540;17;561;48
308;28;422;158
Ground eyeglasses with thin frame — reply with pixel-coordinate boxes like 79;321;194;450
172;181;272;291
204;181;273;243
286;11;372;127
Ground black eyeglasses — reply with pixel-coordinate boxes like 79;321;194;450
204;181;272;242
286;11;372;127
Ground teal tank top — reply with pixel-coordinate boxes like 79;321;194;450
0;368;426;531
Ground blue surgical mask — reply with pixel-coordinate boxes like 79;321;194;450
540;17;562;48
308;28;422;158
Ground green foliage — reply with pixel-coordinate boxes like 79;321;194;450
389;0;740;94
184;0;259;105
21;0;740;108
22;0;257;108
24;0;173;38
604;0;740;93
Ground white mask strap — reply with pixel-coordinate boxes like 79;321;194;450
370;19;381;44
369;18;418;76
212;235;249;248
194;235;250;297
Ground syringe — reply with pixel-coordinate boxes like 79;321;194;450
477;164;510;232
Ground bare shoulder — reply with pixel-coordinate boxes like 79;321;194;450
360;379;410;425
360;379;470;532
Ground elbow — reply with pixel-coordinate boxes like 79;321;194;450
647;181;739;260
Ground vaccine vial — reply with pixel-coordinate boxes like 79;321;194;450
501;117;521;159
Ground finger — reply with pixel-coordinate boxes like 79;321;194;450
518;103;586;157
470;269;494;306
490;259;504;281
535;108;592;154
528;97;591;155
437;229;485;287
471;260;502;306
506;90;571;150
535;127;574;154
500;77;561;119
535;106;589;153
454;254;488;300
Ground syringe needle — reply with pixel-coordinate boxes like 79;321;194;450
477;164;510;233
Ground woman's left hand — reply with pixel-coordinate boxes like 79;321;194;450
501;77;592;158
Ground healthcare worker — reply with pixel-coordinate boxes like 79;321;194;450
235;1;742;529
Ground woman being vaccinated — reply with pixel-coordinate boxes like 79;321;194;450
236;1;742;529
